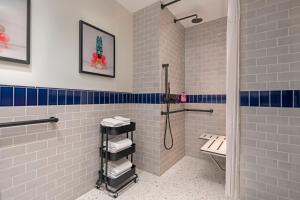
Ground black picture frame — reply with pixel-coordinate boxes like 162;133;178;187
0;0;31;64
79;20;115;78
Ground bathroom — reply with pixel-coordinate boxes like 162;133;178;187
0;0;300;200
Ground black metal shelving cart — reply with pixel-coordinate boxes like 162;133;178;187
96;122;138;198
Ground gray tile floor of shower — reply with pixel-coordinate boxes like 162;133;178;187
76;156;226;200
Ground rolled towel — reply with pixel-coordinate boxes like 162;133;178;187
104;137;132;153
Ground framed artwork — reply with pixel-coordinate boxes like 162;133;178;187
79;20;115;78
0;0;31;64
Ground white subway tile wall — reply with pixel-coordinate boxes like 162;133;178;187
0;105;131;200
240;0;300;199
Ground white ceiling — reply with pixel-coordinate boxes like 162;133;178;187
115;0;228;27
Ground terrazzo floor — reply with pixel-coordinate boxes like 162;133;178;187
76;156;226;200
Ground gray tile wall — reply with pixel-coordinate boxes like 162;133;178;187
184;18;227;160
160;8;185;94
240;0;300;199
133;4;186;175
159;8;185;174
132;2;162;175
185;17;227;95
0;105;131;200
185;104;226;159
133;2;161;93
131;104;161;175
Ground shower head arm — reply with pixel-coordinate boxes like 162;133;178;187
174;14;198;23
161;0;181;10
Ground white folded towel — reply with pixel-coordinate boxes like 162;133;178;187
104;159;132;178
101;118;130;127
114;116;131;123
104;137;132;153
105;168;131;179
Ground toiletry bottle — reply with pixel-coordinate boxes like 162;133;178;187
181;92;186;103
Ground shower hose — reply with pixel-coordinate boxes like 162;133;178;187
164;89;174;150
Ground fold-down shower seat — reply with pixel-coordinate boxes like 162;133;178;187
199;133;226;170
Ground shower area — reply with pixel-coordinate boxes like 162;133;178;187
132;0;227;177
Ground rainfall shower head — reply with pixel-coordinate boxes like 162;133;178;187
191;17;203;24
174;14;203;24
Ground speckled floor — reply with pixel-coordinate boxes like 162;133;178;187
76;156;226;200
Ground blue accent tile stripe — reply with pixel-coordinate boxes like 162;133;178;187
5;85;300;108
74;91;81;105
241;90;300;108
250;91;259;107
14;87;26;106
271;91;281;107
259;91;270;107
94;91;99;104
88;91;93;104
100;92;104;104
81;91;87;105
185;94;226;104
49;89;58;105
58;90;66;105
295;91;300;108
66;90;74;105
240;91;249;107
282;90;293;108
27;88;37;106
38;88;48;106
0;86;14;106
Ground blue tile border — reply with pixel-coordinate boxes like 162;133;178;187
0;85;157;106
240;90;300;108
0;84;227;106
27;88;37;106
14;87;26;106
295;91;300;108
0;86;13;106
185;94;226;104
38;88;48;106
250;91;259;107
2;85;300;109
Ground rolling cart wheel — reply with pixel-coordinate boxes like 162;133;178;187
134;176;139;183
96;185;100;189
113;193;118;198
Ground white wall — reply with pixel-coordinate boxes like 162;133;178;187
0;0;133;92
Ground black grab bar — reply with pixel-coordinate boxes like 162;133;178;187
0;117;59;128
185;109;213;113
161;109;213;115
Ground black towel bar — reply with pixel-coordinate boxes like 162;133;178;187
0;117;59;128
161;109;213;115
